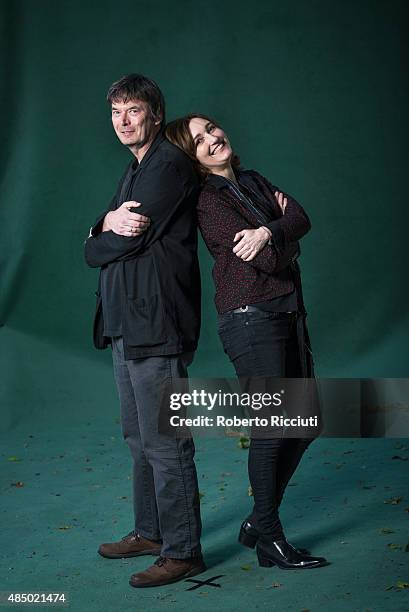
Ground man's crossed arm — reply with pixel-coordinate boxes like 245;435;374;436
84;160;187;268
102;201;150;237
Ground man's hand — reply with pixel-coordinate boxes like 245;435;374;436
102;201;151;237
275;190;287;215
233;227;271;262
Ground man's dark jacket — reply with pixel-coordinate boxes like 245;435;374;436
84;132;201;359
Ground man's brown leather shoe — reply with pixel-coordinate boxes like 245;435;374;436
129;555;206;588
98;531;162;559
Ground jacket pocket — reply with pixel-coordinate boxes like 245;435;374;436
123;294;168;347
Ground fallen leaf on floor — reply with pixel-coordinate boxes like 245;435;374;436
241;565;252;571
387;543;402;550
379;528;395;534
11;482;24;488
199;492;205;500
396;581;409;589
238;436;250;449
384;497;403;505
57;525;73;530
7;457;21;462
271;582;282;588
248;485;253;497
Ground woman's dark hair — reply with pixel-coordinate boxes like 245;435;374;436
107;73;166;126
165;113;240;183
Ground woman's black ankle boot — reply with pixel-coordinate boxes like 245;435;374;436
238;520;259;549
238;519;312;556
256;538;328;570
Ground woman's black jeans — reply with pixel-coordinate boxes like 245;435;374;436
217;308;315;540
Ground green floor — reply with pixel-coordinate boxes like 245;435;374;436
1;422;408;612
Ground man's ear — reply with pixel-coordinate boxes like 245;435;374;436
153;108;163;126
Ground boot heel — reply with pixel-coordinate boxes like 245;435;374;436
257;550;275;567
238;529;258;549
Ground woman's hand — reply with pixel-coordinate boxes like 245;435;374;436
275;190;287;215
233;227;271;261
232;191;287;262
103;201;151;236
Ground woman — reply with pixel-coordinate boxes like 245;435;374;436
166;115;327;570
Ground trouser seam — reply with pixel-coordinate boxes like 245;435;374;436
169;355;194;557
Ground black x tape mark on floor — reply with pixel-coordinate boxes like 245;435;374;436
185;575;225;591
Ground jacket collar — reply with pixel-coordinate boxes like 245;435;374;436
206;168;245;190
130;128;165;172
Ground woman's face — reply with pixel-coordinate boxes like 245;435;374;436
189;117;232;173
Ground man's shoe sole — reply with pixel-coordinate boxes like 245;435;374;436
98;548;161;559
129;563;207;588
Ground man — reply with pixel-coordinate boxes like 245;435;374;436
84;74;204;588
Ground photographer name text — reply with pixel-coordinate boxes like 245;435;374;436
169;415;319;428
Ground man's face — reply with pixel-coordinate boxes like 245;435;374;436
111;98;159;150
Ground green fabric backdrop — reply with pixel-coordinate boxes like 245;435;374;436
1;0;408;430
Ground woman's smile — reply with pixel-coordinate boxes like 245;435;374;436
210;141;226;155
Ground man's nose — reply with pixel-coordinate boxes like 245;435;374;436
121;112;130;125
